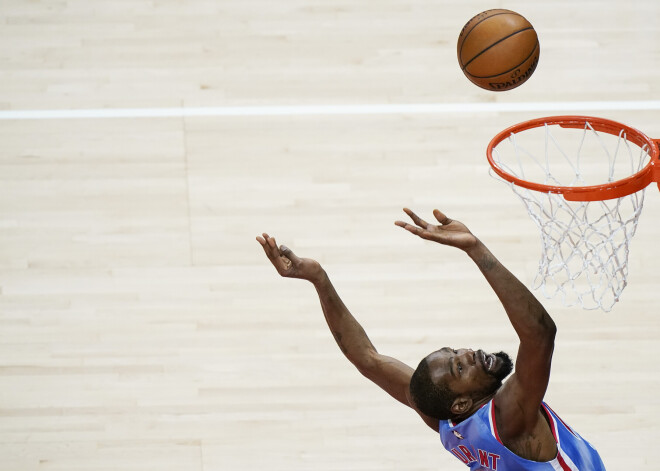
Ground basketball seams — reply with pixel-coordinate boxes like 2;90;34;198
461;27;535;71
458;10;521;47
458;9;511;39
466;39;539;79
458;11;527;65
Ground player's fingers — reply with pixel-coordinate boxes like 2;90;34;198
403;208;430;228
396;221;425;237
262;232;274;243
259;233;275;254
280;245;301;265
433;209;452;225
260;234;282;261
396;221;442;243
395;220;419;232
267;235;278;249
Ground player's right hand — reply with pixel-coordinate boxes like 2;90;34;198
256;233;324;282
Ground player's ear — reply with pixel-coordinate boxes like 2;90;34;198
451;396;472;415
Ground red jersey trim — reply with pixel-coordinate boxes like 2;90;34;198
544;402;577;437
489;401;503;444
541;403;559;443
556;451;573;471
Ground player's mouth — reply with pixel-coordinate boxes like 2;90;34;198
478;350;495;372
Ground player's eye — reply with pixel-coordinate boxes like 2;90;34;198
457;362;463;373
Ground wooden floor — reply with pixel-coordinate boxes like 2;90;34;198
1;1;660;470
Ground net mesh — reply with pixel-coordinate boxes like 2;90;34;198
490;121;652;311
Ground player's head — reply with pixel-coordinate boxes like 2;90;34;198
409;348;513;420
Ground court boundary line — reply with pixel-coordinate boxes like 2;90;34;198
1;101;660;120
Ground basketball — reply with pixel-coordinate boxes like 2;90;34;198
457;9;540;91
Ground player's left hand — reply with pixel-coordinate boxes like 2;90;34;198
395;208;479;251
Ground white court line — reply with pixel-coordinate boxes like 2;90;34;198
1;101;660;120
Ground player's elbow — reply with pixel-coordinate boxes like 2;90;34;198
542;312;557;338
352;349;380;378
535;313;557;345
519;307;556;344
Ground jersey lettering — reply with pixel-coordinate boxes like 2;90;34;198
489;452;500;470
458;445;477;463
479;449;490;467
452;447;500;470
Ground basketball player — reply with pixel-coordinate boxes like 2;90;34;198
256;208;606;470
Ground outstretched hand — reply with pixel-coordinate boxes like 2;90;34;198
395;208;479;251
256;233;324;282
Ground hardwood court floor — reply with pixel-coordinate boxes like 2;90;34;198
1;1;660;470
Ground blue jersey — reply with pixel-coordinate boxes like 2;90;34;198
439;400;605;470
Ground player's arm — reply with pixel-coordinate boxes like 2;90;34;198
395;209;556;436
256;233;439;431
464;240;556;436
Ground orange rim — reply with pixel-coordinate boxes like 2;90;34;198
486;115;660;201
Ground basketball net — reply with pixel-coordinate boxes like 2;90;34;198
489;121;652;311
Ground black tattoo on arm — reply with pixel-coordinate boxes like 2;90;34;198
477;253;498;271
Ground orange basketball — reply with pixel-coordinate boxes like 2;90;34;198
457;9;540;91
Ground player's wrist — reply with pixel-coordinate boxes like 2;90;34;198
465;239;489;259
309;267;328;286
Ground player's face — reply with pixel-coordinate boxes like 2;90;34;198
426;347;513;398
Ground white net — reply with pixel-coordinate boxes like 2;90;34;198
490;120;652;311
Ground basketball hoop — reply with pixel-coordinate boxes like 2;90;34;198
487;116;660;311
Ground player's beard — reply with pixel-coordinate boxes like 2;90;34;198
491;351;514;382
